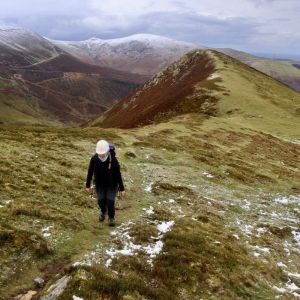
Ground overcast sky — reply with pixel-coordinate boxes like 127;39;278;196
0;0;299;58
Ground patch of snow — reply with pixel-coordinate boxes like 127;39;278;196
208;73;220;80
202;172;214;178
106;246;135;257
274;195;299;205
292;231;300;246
157;221;175;234
273;280;300;296
277;262;287;268
282;216;300;223
293;293;300;299
188;184;197;188
105;258;112;268
73;296;84;300
42;225;53;237
241;200;251;210
271;211;280;217
144;182;153;192
143;206;154;215
283;241;291;256
144;240;164;261
105;219;175;268
42;226;53;232
254;245;270;254
0;199;13;208
241;224;254;236
143;220;175;266
73;261;91;267
288;272;300;279
256;227;268;237
285;281;299;292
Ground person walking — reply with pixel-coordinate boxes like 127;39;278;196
85;140;125;226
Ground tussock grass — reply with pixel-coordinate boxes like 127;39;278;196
57;216;286;300
0;225;52;257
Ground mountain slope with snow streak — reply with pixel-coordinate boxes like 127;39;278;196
51;33;202;76
0;26;62;66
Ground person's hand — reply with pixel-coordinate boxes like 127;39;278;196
85;187;91;193
119;191;126;198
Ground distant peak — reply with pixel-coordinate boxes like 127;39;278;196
0;25;33;33
86;37;103;41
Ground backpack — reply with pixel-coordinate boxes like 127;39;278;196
108;143;116;170
109;143;116;158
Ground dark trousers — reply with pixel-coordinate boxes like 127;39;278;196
96;186;118;219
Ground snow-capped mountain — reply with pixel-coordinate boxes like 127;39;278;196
0;26;62;66
51;34;203;76
0;27;145;124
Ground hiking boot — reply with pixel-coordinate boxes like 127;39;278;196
99;213;105;222
109;218;115;227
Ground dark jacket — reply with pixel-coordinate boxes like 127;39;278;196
86;153;125;191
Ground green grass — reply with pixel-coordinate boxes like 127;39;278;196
1;50;300;299
1;116;298;299
0;78;60;126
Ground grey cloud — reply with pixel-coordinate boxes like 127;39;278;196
0;0;299;56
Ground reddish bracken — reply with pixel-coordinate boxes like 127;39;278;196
99;50;215;128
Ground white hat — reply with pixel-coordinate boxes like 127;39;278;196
96;140;109;154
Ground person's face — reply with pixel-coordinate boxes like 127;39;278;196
98;152;107;159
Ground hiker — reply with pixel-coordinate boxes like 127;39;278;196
85;140;125;226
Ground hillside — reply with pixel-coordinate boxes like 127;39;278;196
12;54;145;124
92;49;300;139
0;76;61;126
218;48;300;92
2;27;299;126
0;27;146;125
0;27;63;67
51;34;200;77
52;34;300;92
0;48;299;299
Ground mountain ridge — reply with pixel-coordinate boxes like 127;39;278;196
91;48;300;140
